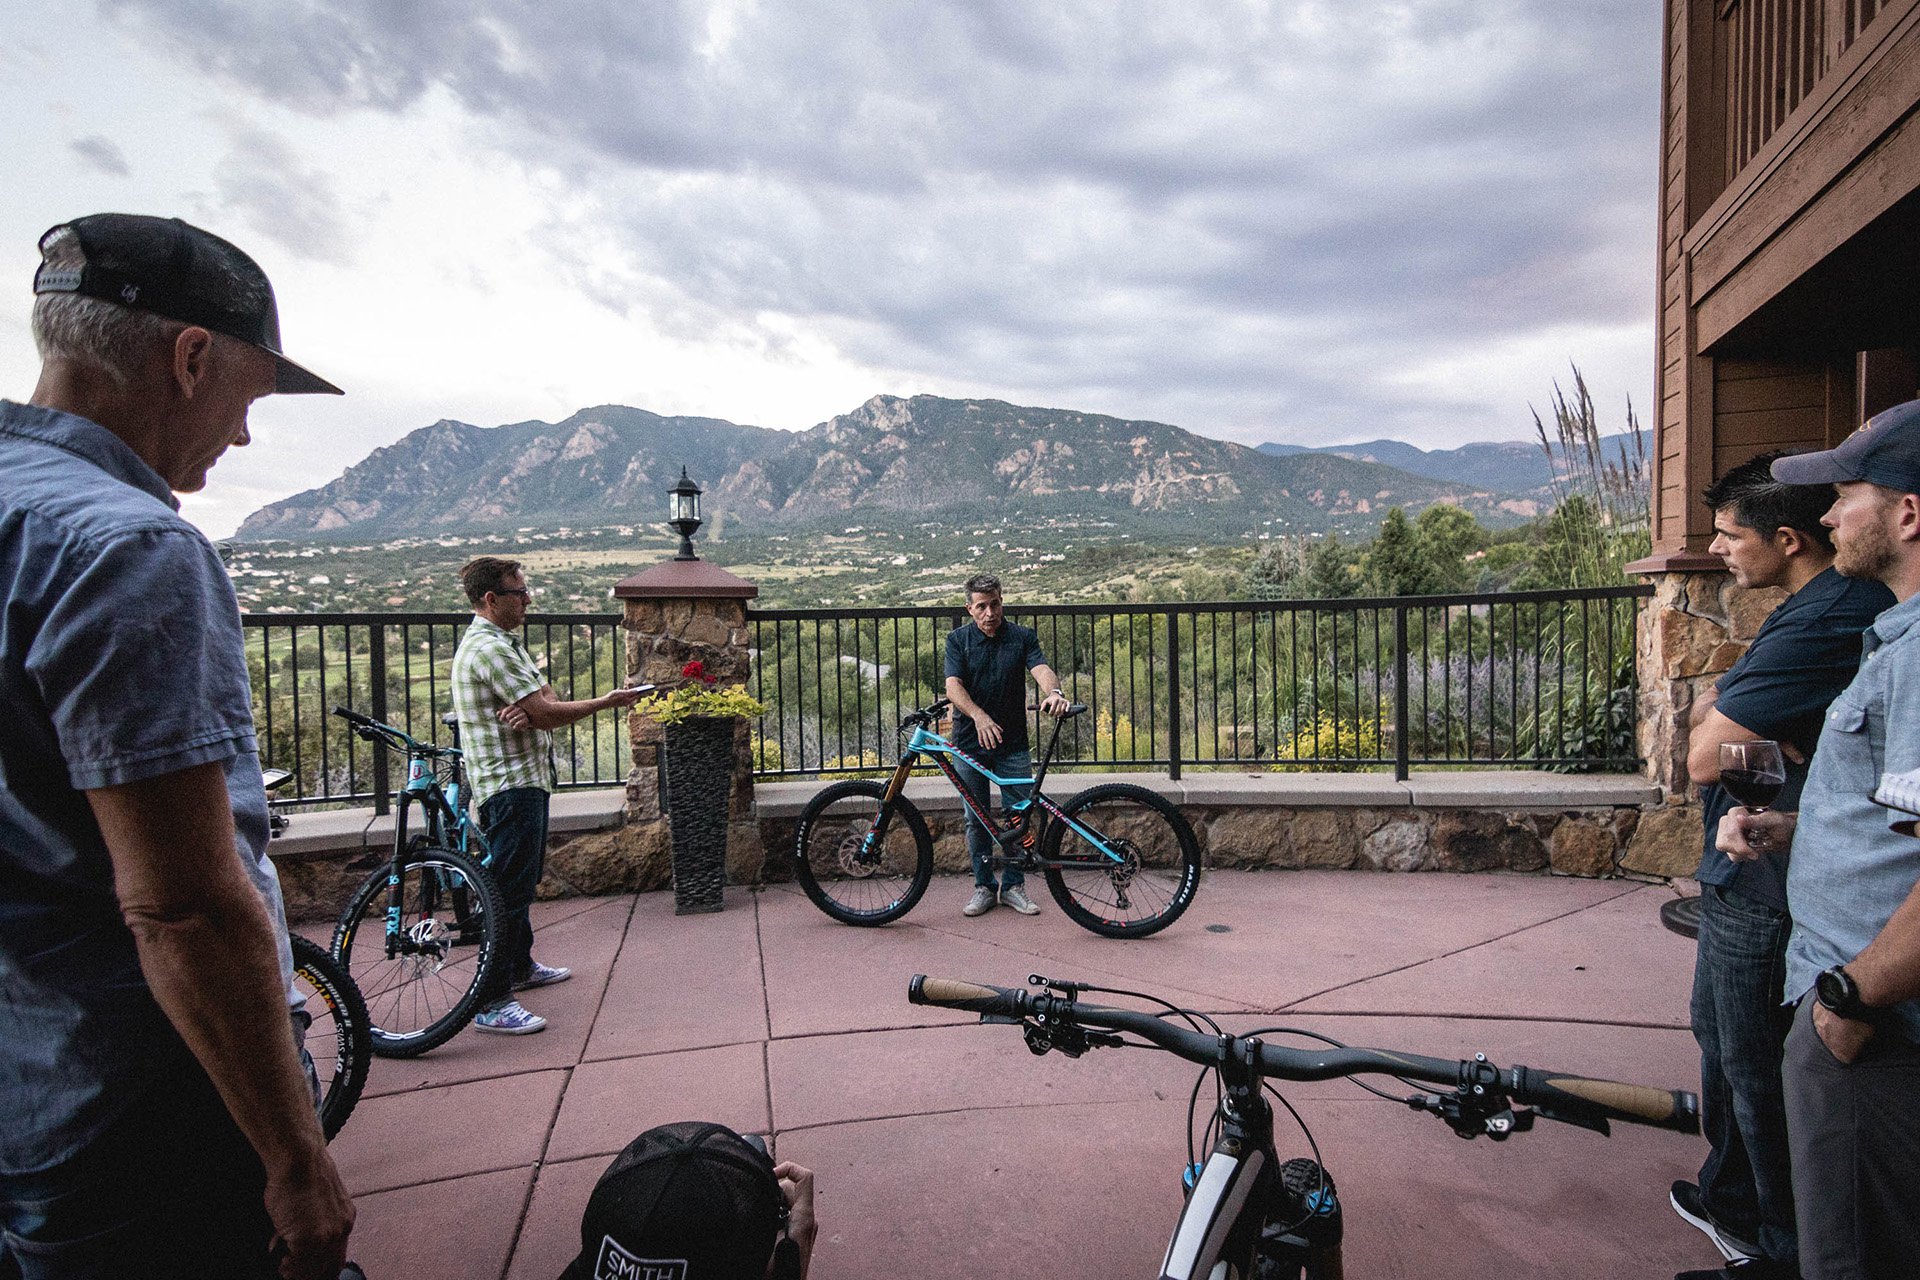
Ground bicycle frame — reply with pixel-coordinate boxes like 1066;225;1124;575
878;716;1128;870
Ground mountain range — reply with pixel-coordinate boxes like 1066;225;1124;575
235;394;1594;543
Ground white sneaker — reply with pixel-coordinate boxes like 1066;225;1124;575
1000;885;1041;915
963;886;997;917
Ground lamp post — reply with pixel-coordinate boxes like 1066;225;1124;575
668;467;703;561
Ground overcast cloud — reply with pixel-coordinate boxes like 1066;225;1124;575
8;1;1660;536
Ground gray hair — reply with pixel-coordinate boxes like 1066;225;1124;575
31;224;186;386
964;573;1001;599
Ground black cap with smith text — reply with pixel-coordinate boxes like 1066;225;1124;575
32;213;342;396
1771;398;1920;494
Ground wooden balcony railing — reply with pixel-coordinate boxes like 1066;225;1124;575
1720;0;1888;176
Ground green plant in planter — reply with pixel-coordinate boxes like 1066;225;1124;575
635;660;768;724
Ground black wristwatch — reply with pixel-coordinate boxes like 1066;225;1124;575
1814;965;1868;1020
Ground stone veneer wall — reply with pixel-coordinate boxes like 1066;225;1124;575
1625;568;1782;878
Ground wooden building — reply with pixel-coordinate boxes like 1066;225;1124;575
1644;0;1920;569
1626;2;1919;853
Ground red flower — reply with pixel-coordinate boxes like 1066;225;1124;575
681;660;716;685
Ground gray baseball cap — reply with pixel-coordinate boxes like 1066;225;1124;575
1771;398;1920;494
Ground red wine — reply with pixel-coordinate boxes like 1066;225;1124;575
1721;769;1783;810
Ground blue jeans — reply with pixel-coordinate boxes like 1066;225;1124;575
957;745;1032;890
0;1041;274;1278
1690;883;1797;1262
479;786;550;1004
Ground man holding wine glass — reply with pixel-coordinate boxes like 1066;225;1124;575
1673;454;1892;1280
1715;399;1920;1280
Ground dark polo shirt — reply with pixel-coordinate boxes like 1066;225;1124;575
944;620;1047;754
1698;566;1892;911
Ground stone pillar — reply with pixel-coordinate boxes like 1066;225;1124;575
1623;566;1780;876
612;560;763;891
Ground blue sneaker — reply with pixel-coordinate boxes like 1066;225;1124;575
512;961;571;991
473;999;546;1035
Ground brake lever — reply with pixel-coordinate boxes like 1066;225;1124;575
1019;1020;1123;1058
1407;1092;1545;1141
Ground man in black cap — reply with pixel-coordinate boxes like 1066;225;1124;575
0;215;353;1278
562;1122;818;1280
1717;397;1920;1280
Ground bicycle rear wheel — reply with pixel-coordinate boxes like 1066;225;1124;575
793;781;933;925
1041;783;1201;938
289;935;372;1139
332;845;503;1057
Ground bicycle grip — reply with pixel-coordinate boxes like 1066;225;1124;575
908;975;1025;1016
1511;1067;1700;1134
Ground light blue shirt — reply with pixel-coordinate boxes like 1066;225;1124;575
0;399;291;1175
1786;589;1920;1040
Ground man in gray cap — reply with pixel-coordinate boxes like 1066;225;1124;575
0;216;353;1278
1717;397;1920;1280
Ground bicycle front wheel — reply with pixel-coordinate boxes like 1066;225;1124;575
332;846;502;1057
289;935;372;1139
793;780;933;925
1041;783;1201;938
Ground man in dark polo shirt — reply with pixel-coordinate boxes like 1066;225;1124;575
944;573;1069;917
1672;454;1890;1280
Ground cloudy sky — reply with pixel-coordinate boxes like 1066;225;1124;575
2;1;1661;538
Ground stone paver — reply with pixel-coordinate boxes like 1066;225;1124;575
322;870;1723;1279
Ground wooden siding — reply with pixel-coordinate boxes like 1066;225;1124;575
1646;0;1918;563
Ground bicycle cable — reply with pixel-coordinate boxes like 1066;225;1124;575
1239;1024;1431;1101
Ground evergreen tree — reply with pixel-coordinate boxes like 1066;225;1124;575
1303;537;1359;599
1413;504;1482;591
1366;508;1429;595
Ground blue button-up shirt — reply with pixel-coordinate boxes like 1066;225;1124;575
0;399;290;1175
1786;589;1920;1041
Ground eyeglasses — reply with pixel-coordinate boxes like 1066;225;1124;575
493;588;531;599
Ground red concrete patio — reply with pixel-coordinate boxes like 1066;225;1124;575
317;870;1720;1278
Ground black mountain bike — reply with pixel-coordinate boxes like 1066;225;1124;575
909;974;1700;1279
264;767;372;1139
795;698;1201;936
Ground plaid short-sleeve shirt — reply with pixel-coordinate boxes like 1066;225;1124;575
451;616;554;805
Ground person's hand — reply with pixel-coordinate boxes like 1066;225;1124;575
1716;808;1795;861
772;1161;817;1277
606;686;646;709
1812;1001;1875;1064
264;1146;354;1280
497;702;532;731
1781;741;1806;765
974;713;1003;749
1041;689;1069;718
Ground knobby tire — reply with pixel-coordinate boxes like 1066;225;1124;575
332;844;503;1057
1041;782;1202;937
289;935;372;1139
793;780;933;925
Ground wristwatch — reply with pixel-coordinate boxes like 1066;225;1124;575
1814;965;1868;1020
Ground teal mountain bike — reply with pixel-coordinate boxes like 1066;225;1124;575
794;698;1202;936
329;706;504;1057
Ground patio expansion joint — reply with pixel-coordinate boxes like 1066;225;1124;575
1269;881;1654;1015
499;893;643;1275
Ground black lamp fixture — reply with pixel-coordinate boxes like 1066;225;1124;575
668;466;704;560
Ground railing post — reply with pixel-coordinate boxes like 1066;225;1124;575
368;621;390;816
1166;608;1182;781
1393;602;1410;782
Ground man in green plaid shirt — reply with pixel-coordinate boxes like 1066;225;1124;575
452;557;643;1035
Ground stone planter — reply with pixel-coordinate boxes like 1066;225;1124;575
664;716;736;913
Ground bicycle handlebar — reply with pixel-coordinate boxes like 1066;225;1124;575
907;975;1699;1135
330;705;455;758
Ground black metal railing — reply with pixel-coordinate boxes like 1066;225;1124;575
243;586;1650;807
245;612;629;811
748;586;1650;781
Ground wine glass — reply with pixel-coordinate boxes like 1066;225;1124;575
1720;740;1787;850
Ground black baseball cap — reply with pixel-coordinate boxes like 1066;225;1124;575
32;213;342;396
561;1122;785;1280
1771;398;1920;495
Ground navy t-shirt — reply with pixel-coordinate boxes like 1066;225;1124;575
944;620;1047;754
1698;566;1893;910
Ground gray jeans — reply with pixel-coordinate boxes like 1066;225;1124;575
1783;995;1920;1280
